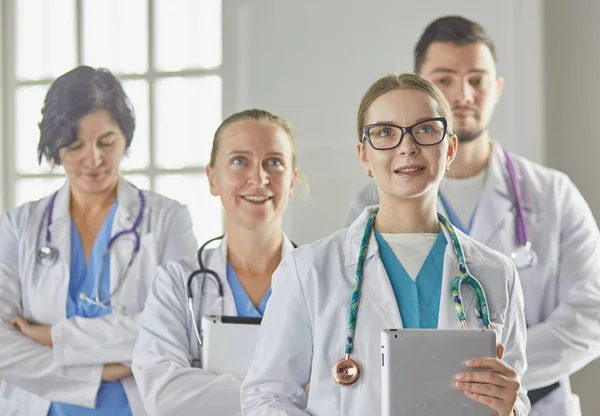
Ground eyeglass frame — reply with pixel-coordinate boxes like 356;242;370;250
361;117;448;150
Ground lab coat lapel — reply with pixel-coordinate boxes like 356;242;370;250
109;179;140;296
469;145;514;245
210;235;238;316
45;181;72;321
344;207;403;329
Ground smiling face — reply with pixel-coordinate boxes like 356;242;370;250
59;109;126;196
419;42;504;143
358;88;457;202
207;119;298;230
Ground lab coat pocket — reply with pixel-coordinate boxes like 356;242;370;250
0;398;20;416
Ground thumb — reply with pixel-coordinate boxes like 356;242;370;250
10;316;23;326
497;343;505;360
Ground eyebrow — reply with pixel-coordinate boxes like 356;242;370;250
429;68;489;75
96;131;117;140
371;117;440;126
227;151;286;157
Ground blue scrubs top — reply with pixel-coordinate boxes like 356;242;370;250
375;230;447;329
226;262;271;317
48;201;132;416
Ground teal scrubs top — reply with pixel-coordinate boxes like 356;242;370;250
375;230;447;329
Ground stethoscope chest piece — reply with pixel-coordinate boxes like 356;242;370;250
332;354;361;386
37;245;58;267
511;241;537;270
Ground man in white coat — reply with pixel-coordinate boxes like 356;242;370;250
345;16;600;416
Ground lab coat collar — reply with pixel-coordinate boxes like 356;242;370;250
345;205;485;267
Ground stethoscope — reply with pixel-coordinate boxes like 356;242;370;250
187;235;226;347
186;235;298;347
332;210;491;387
36;188;146;310
438;149;537;270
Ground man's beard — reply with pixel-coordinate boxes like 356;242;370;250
456;126;484;143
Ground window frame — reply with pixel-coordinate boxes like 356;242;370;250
0;0;223;212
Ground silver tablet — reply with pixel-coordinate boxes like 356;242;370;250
381;328;497;416
201;315;262;377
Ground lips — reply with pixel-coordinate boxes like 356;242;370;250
241;195;273;202
394;165;425;174
453;107;478;118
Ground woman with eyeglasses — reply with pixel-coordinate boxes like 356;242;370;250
0;66;197;416
241;73;530;416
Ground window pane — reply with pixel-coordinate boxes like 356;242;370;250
15;177;66;207
155;174;222;244
154;76;222;168
123;174;150;191
82;0;148;74
120;80;150;170
15;85;59;174
16;0;77;81
153;0;222;71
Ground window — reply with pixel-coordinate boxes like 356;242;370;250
2;0;224;244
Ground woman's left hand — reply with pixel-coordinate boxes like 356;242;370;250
455;343;520;416
11;316;53;348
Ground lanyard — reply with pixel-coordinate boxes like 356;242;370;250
335;209;491;386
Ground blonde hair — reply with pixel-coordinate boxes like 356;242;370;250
356;73;455;142
209;109;298;168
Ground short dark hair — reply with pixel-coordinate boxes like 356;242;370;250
37;66;135;166
413;16;496;74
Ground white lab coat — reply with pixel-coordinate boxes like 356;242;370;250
344;143;600;416
0;178;197;416
132;234;295;416
241;206;531;416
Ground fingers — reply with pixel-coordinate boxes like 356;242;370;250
456;370;513;388
497;343;505;360
464;390;512;414
10;316;27;331
456;380;507;400
465;357;517;377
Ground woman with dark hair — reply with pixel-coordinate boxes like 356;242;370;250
0;66;197;416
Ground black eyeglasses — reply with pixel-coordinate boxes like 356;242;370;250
361;117;448;150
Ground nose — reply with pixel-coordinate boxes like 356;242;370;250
398;130;419;155
449;79;475;107
247;163;269;186
83;144;103;167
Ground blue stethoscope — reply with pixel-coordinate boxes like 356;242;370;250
438;149;537;270
36;188;146;309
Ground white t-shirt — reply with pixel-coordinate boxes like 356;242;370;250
379;233;439;281
439;169;487;230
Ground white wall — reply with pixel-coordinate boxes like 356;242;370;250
544;0;600;414
223;0;545;244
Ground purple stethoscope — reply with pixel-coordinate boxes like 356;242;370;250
439;149;537;270
36;189;146;309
